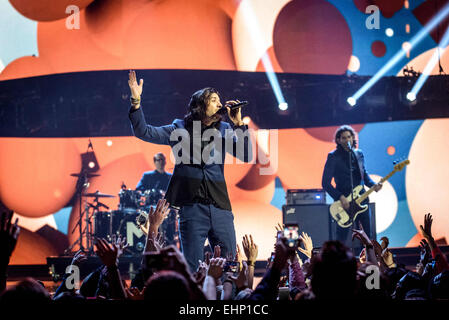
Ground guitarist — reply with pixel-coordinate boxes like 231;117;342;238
322;125;382;250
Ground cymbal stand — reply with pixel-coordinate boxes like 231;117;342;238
65;170;90;255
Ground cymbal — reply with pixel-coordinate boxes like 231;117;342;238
82;191;115;198
70;173;100;178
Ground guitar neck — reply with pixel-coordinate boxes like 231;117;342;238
357;170;395;203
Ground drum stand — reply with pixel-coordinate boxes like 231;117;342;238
65;171;95;255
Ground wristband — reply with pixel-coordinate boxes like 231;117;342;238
130;97;141;104
365;244;374;249
247;261;256;267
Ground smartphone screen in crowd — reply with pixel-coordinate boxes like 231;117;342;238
283;224;300;248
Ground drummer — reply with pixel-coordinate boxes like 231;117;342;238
136;152;172;198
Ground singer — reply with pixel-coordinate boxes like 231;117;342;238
321;125;382;249
127;70;252;272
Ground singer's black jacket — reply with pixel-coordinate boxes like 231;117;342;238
322;146;375;201
129;106;252;211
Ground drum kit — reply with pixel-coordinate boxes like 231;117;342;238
65;171;178;256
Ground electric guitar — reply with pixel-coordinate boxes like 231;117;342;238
329;159;410;228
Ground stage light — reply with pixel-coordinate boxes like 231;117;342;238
386;28;394;37
350;2;449;106
409;25;449;99
242;116;251;125
278;102;288;111
347;97;356;107
106;140;113;147
406;92;416;101
81;151;99;172
402;41;412;57
238;0;287;109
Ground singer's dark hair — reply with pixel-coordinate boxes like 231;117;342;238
334;125;358;149
184;87;222;129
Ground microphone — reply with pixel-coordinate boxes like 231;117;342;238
96;201;109;210
217;101;249;114
347;141;352;150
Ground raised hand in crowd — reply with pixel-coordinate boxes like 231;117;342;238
275;223;284;233
372;239;390;272
420;239;431;265
242;234;258;265
382;248;395;269
148;199;170;238
193;261;208;287
95;238;127;299
298;232;313;259
242;234;258;289
419;213;449;274
376;236;395;268
380;236;389;250
420;213;436;249
203;257;226;300
0;210;20;293
144;199;170;253
207;257;225;280
68;250;87;274
352;222;377;264
95;238;120;268
273;236;292;272
110;234;128;258
352;221;371;246
235;244;243;270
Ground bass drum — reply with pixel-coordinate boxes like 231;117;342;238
93;211;112;240
111;209;147;256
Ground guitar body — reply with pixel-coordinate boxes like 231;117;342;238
329;185;368;228
328;159;409;229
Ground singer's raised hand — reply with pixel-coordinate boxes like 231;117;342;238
128;70;144;100
225;100;244;126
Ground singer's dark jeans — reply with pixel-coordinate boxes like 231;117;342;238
178;203;236;273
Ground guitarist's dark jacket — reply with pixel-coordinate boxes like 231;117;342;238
322;146;376;201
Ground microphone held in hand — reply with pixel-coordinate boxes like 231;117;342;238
347;141;352;150
217;101;249;114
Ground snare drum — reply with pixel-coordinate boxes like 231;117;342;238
142;189;165;207
118;189;141;210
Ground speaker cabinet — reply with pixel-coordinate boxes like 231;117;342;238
282;204;332;249
282;203;376;250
